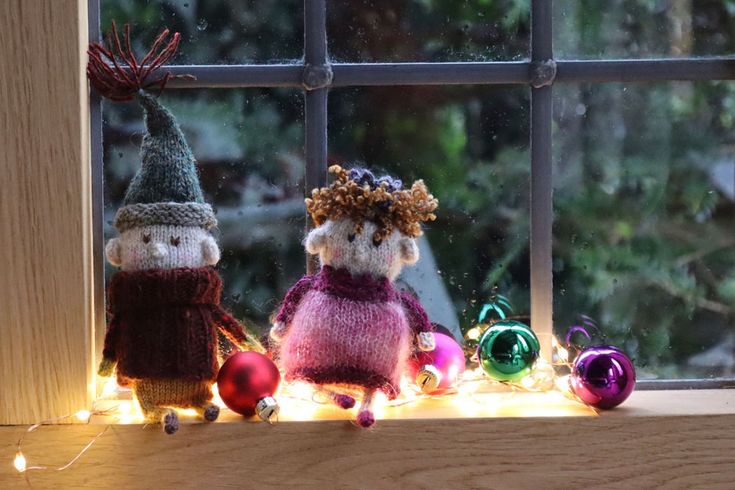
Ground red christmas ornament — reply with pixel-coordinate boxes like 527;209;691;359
217;351;281;420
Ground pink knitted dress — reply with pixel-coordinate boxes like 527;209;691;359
275;265;432;399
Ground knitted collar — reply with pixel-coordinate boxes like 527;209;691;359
108;266;222;312
313;265;397;302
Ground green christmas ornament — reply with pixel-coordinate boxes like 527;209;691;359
477;321;540;382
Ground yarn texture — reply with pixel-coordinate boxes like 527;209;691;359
276;266;432;399
107;225;219;271
112;94;216;232
114;202;217;232
103;267;250;385
273;166;438;427
89;24;256;431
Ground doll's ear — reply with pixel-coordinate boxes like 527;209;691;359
105;238;122;267
202;236;221;265
305;227;328;255
399;237;419;265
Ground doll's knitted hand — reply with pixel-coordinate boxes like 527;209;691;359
417;332;436;351
97;357;116;377
270;321;287;342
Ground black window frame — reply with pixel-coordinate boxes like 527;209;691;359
89;0;735;389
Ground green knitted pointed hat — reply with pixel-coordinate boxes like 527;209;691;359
112;93;217;232
86;23;216;232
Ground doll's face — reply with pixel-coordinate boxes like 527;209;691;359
305;219;419;280
105;225;220;271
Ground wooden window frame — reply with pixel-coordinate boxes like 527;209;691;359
1;1;734;487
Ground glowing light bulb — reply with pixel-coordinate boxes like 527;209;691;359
466;327;482;341
14;452;27;473
555;374;571;393
557;347;569;363
75;410;91;422
100;376;118;398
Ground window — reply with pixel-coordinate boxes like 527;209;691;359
95;0;735;383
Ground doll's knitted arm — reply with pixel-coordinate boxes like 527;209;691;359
98;318;120;377
271;275;315;341
213;308;265;353
399;291;436;351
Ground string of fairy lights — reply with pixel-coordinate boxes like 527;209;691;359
11;297;635;476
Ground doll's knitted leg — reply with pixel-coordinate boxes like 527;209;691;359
356;389;376;428
314;386;356;409
136;388;179;434
188;381;220;422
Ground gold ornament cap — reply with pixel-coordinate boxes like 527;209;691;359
416;365;442;393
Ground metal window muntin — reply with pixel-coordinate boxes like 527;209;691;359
90;0;735;386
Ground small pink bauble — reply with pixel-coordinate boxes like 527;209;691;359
407;333;466;394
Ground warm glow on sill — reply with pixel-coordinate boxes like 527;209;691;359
91;368;596;424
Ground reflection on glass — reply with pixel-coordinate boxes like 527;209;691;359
330;86;530;337
328;0;530;62
103;89;305;334
554;81;735;379
100;0;303;63
555;0;735;59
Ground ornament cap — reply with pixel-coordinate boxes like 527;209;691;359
416;364;442;393
256;396;279;422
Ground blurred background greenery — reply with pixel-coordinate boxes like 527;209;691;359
101;0;734;379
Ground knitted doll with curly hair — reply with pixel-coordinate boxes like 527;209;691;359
271;165;439;427
89;24;260;434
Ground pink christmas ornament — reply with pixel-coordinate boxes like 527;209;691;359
407;333;465;394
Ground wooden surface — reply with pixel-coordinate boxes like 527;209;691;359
0;0;93;424
0;390;733;489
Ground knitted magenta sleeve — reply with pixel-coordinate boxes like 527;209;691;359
102;317;121;361
274;275;315;326
399;291;433;336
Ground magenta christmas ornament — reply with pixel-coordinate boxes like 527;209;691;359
569;345;636;409
407;332;466;394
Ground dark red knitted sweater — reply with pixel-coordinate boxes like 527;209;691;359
103;267;248;384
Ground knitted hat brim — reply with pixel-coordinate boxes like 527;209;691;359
114;202;217;232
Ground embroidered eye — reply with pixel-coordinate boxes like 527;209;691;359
347;233;356;243
170;236;180;247
142;233;151;244
372;238;382;248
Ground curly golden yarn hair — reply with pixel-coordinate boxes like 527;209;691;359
306;165;438;241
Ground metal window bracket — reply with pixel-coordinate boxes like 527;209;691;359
530;59;557;88
302;63;333;90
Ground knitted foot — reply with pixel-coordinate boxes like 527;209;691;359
334;394;356;409
356;410;375;428
202;403;220;422
162;409;179;435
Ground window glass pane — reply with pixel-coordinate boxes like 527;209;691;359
330;86;530;337
554;81;735;379
328;0;530;62
100;0;303;63
103;89;305;336
555;0;735;59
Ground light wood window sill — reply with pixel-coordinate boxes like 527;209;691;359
1;389;733;488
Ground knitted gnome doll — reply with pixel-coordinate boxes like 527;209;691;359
89;25;260;434
271;165;439;427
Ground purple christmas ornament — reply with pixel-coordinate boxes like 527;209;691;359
570;346;636;409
